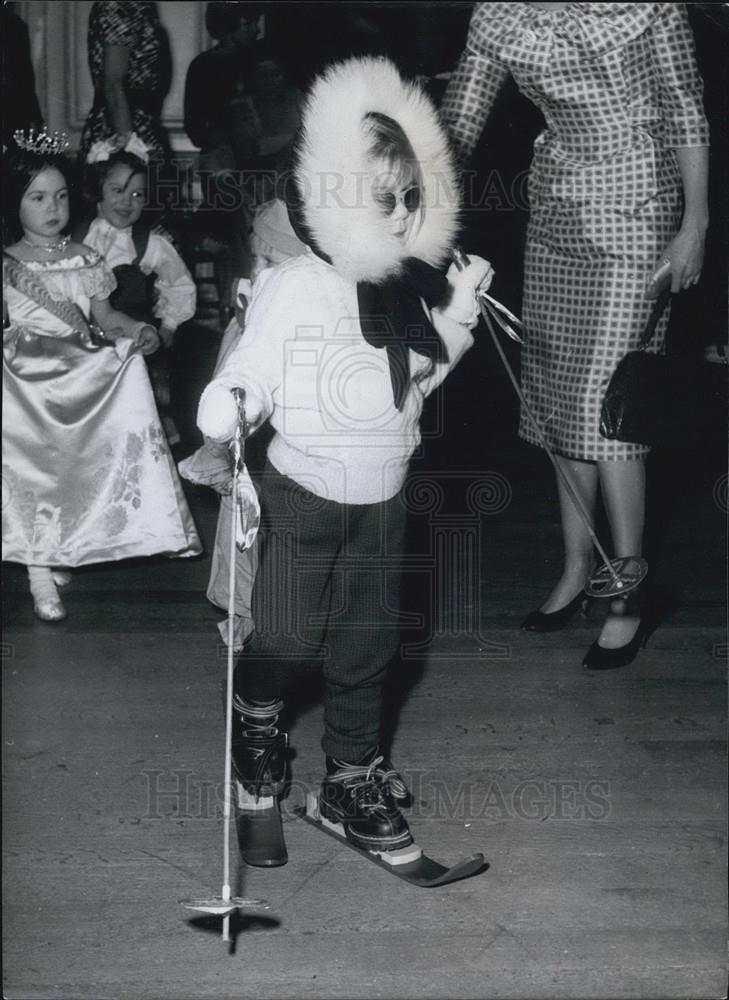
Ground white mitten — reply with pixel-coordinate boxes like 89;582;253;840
197;383;239;443
443;255;494;328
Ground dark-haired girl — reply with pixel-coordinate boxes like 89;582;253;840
81;148;196;442
2;144;200;622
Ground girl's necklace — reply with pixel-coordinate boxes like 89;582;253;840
21;235;71;254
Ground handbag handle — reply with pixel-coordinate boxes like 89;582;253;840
637;286;671;350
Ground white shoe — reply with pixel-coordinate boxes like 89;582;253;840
33;597;67;622
51;570;72;587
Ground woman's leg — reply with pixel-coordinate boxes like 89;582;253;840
596;458;646;647
539;457;599;613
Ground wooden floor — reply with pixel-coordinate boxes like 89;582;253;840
2;330;727;1000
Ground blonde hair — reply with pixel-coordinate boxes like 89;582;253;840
363;111;423;196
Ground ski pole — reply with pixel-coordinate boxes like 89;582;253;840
180;389;269;940
452;248;646;598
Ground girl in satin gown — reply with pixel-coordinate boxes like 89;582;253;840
2;143;201;622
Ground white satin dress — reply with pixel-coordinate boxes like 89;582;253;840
2;250;201;567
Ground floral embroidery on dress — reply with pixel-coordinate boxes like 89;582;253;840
57;427;165;542
2;465;36;537
101;505;129;536
112;431;145;510
32;504;62;556
9;421;175;555
148;422;169;462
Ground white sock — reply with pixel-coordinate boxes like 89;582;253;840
28;566;60;604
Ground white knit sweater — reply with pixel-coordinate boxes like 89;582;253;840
203;249;475;505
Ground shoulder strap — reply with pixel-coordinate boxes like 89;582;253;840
3;252;94;336
637;286;671;350
131;222;151;266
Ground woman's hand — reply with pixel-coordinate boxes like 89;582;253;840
668;146;709;293
444;254;495;327
659;218;707;293
198;384;239;443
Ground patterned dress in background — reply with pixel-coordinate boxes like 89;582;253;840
442;2;710;460
80;0;168;162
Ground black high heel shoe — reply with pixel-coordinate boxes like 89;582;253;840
521;590;590;633
582;587;652;671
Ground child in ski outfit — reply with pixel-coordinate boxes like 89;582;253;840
197;57;492;862
2;138;201;622
81;142;197;443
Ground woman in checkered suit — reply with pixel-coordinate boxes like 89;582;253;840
441;2;710;669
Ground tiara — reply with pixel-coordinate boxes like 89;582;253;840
13;127;70;155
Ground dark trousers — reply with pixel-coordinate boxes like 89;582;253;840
236;462;406;761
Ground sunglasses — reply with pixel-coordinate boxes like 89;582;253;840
375;184;422;216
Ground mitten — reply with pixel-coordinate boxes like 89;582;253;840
443;255;494;327
197;383;239;442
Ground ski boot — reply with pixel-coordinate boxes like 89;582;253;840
298;747;489;886
318;747;414;852
231;695;288;867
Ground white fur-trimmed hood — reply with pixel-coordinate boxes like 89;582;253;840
292;57;460;283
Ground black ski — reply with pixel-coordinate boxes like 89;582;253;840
295;793;487;887
235;782;288;867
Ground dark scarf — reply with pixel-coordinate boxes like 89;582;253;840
285;174;452;410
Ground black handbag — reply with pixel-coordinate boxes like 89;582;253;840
599;287;671;446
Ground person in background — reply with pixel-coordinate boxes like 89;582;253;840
183;2;262;167
80;2;171;180
178;196;306;651
441;2;710;670
1;5;43;149
232;42;304;205
183;2;263;316
2;136;201;622
80;142;197;445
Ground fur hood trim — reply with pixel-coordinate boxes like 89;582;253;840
293;57;460;283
